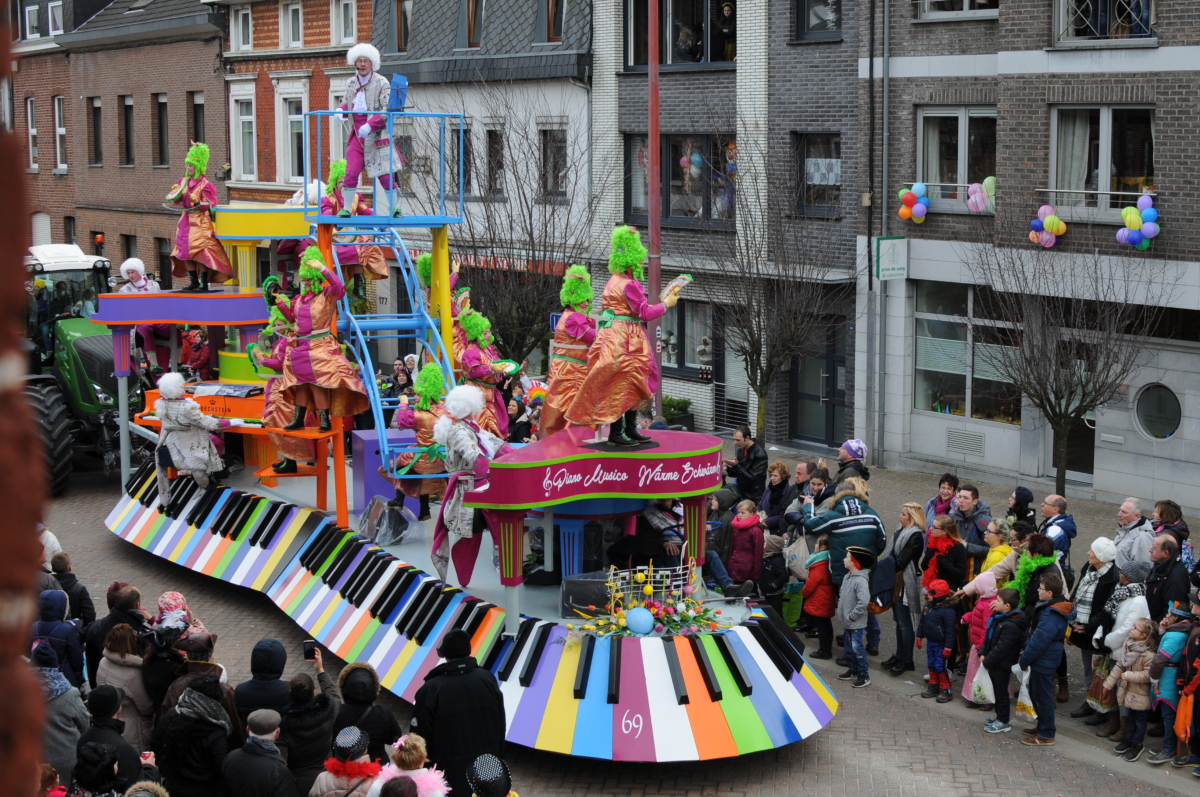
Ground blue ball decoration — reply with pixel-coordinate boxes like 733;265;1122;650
1031;219;1044;232
625;607;655;636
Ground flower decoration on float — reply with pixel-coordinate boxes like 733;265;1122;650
897;183;931;224
1116;194;1159;251
967;176;995;213
1028;204;1067;248
570;561;730;638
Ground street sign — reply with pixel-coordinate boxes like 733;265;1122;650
875;236;907;280
550;312;561;332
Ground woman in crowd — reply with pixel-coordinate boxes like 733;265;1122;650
980;519;1015;575
1007;486;1036;526
922;515;968;592
1067;537;1120;726
923;474;959;534
277;649;342;796
758;460;795;534
95;624;155;752
882;502;925;676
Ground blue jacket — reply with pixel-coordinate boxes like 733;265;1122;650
1039;514;1077;559
1150;619;1194;709
1019;599;1075;674
916;600;957;648
30;590;85;688
801;492;887;585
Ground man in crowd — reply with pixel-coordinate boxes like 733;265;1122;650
51;552;96;631
1038;495;1077;563
834;439;870;483
1113;497;1155;570
722;425;767;504
1146;535;1191;622
950;484;992;576
222;709;297;797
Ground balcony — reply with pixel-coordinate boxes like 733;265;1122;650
1057;0;1155;45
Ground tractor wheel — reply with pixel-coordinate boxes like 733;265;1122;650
25;379;75;497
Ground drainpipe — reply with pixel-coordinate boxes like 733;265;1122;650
878;0;890;466
864;0;877;467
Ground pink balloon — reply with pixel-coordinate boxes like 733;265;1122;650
679;157;689;168
912;203;927;218
968;183;983;196
1038;205;1055;221
970;195;988;212
1040;231;1057;248
1141;222;1159;239
1137;195;1154;212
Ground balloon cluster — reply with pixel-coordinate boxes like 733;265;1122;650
1116;195;1159;250
967;177;996;212
679;151;703;180
898;183;930;224
1029;205;1067;248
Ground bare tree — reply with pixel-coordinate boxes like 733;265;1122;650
963;220;1178;494
404;80;613;364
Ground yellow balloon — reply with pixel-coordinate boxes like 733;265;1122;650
1127;216;1142;231
1056;221;1067;236
913;215;926;224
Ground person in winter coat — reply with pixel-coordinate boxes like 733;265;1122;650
960;570;999;706
1019;573;1075;746
1037;495;1077;566
124;781;171;797
278;650;342;796
1006;486;1036;528
1147;605;1196;765
1152;500;1190;549
1146;535;1191;622
151;674;232;797
949;485;992;576
95;624;156;752
76;686;160;792
1103;618;1159;762
882;503;925;676
162;633;246;750
800;485;887;585
785;470;833;539
222;709;299;797
758;532;788;613
800;537;836;660
917;579;957;702
836;546;875;689
1067;538;1120;725
706;489;738;564
86;587;150;687
1101;560;1152;658
51;553;96;631
921;516;968;592
151;592;207;640
365;734;448;797
1114;499;1155;571
235;639;291;726
68;741;125;797
726;500;765;583
757;461;796;533
722;426;767;504
140;625;187;711
411;631;505;797
331;662;404;766
959;521;1037;599
310;727;381;797
981;588;1028;734
923;474;958;537
833;438;870;484
32;589;85;688
1008;533;1063;611
34;644;90;783
979;520;1014;575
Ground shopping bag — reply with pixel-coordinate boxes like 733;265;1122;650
782;590;804;627
1176;692;1194;746
1014;669;1037;723
785;534;810;580
1086;655;1118;714
967;651;996;705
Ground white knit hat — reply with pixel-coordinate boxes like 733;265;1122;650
346;42;381;71
1090;536;1117;564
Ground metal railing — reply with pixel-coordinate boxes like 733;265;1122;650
1036;187;1154;212
906;181;995;211
1058;0;1154;43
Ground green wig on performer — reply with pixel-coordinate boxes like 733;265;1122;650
459;309;493;344
262;275;285;308
559;264;592;310
609;225;647;281
412;362;445;412
185;142;210;176
298;246;328;295
326;159;347;196
415;252;432;288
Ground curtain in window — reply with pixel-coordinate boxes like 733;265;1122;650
1056;109;1092;207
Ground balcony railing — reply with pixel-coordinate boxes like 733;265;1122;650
1058;0;1154;43
1036;188;1153;224
908;182;995;214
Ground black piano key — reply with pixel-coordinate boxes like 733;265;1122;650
339;550;378;601
414;588;458;644
324;538;366;586
269;510;324;559
315;532;355;579
688;635;722;701
393;579;439;636
607;634;622;704
747;622;792;680
174;478;202;517
138;478;160;508
208;491;245;535
350;555;394;606
714;634;752;697
344;553;387;604
573;634;596;700
462;602;494;640
374;568;418;620
186;484;223;527
404;581;450;640
518;622;554;688
227;496;263;541
758;605;807;671
299;525;339;570
497;619;538;683
125;460;153;497
480;624;510;673
365;564;403;616
448;597;481;632
247;502;283;547
661;637;689;705
164;476;197;518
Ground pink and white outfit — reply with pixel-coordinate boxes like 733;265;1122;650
118;258;171;370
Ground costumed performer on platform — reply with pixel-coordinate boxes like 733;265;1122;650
336;43;404;218
118;258;172;372
431;385;512;586
167;143;234;292
277;246;370;433
154;372;242;509
565;225;678;446
458;309;509;439
379;362;448;521
541;264;596;437
248;277;318;474
319;159;389;301
415;253;459;320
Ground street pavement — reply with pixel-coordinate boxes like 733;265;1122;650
46;467;1196;796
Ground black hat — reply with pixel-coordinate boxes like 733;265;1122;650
844;545;877;571
87;685;126;717
437;629;472;660
466;754;511;797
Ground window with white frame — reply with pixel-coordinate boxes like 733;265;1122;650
1;78;14;133
25;97;36;167
396;0;412;50
47;1;62;34
661;300;712;370
283;2;301;47
1051;106;1154;219
53;95;65;168
24;4;38;38
540;128;567;198
916;0;998;20
450;124;473;195
1057;0;1154;44
231;94;256;180
917;106;996;209
329;86;348;162
284;97;305;182
233;6;252;50
335;0;355;44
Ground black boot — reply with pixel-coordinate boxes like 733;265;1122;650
184;271;201;292
607;414;636;447
624;410;651;443
418;494;431;521
351;273;366;301
283;405;308;431
316;409;332;433
198;270;210;293
272;458;297;474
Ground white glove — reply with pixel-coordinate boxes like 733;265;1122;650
1011;663;1023;677
335;112;347;123
227;418;245;427
358;123;371;139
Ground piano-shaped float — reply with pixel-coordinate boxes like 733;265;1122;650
103;427;838;762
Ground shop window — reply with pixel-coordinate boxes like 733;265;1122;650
119;96;134;166
797;0;840;39
540;128;567;198
1051;106;1153;220
626;134;736;226
625;0;737;67
917;106;996;210
662;300;712;371
396;0;412;50
794;132;841;216
88;98;102;165
916;0;998;20
1135;383;1180;440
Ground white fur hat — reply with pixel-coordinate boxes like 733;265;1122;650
120;258;147;280
157;371;186;399
347;42;381;71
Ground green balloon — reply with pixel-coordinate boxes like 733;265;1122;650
1137;238;1151;250
898;188;908;201
983;176;996;197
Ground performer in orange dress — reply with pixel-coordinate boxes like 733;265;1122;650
276;247;370;432
458;309;509;439
541;265;596;437
379;362;447;520
450;283;471;369
168;143;234;292
320;159;388;301
565;226;679;446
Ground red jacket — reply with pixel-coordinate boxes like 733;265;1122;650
726;515;764;582
800;556;835;618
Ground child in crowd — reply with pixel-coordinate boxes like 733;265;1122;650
1105;617;1159;762
726;500;765;584
1019;573;1074;747
367;732;449;797
836;545;875;689
758;531;788;614
37;764;65;797
918;579;957;702
961;570;999;707
1147;603;1197;764
980;588;1027;733
801;535;836;660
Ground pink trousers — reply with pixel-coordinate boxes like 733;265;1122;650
344;136;395;191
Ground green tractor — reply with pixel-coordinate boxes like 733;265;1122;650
24;245;147;495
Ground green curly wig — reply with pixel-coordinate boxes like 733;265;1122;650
416;252;433;287
298;246;327;295
267;302;292;332
326;160;347;196
559;264;592;309
185;142;210;175
459;309;492;343
609;225;646;280
412;362;445;411
262;275;283;309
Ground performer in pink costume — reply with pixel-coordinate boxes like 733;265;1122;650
118;258;172;371
457;309;509;439
167;143;233;292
